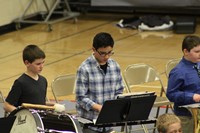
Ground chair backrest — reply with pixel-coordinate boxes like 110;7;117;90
0;90;6;117
123;63;165;96
165;58;181;78
0;91;5;103
51;74;76;103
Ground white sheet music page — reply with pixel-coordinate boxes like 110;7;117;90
49;129;75;133
117;91;155;99
93;119;97;124
77;117;93;124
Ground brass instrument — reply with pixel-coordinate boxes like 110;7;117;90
181;103;200;133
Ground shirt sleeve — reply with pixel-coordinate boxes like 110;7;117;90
6;80;22;107
166;69;194;105
75;68;95;111
114;65;125;97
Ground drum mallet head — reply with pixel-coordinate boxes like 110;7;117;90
54;103;65;112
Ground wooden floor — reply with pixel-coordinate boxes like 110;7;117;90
0;12;199;101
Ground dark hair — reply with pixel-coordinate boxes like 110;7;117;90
23;44;46;63
93;32;114;50
182;35;200;52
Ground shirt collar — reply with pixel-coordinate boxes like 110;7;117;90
91;54;110;67
182;57;198;66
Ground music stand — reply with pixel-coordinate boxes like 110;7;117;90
93;95;156;133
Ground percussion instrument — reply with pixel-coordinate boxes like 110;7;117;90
22;103;65;113
181;103;200;133
9;107;82;133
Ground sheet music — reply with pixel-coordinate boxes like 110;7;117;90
180;103;200;108
117;91;155;99
93;119;97;124
77;117;93;124
49;129;75;133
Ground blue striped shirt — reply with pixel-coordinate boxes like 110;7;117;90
75;54;124;121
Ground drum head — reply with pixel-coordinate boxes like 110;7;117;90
9;108;44;133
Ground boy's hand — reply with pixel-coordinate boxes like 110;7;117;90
193;94;200;102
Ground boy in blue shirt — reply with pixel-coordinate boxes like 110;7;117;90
167;35;200;133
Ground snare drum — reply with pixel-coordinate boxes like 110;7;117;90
9;107;82;133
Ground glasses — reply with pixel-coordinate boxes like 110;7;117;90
96;50;114;57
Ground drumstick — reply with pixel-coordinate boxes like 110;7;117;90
22;103;65;112
22;103;54;109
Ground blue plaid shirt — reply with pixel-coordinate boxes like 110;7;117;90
75;54;124;121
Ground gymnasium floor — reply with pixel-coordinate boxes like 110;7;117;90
1;12;198;99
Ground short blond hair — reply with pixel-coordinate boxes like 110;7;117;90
156;113;181;133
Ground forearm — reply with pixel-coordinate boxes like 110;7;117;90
167;91;194;104
3;102;17;113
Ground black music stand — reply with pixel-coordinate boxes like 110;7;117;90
93;95;156;133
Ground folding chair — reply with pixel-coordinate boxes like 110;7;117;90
51;74;77;114
0;90;6;117
123;63;173;132
0;91;5;102
165;58;181;78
